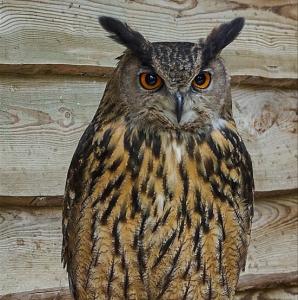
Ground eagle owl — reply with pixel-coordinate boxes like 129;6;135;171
62;16;254;300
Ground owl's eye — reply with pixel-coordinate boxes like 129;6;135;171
192;71;211;90
139;72;163;91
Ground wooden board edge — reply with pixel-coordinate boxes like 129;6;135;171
237;271;298;291
232;75;298;89
254;188;298;200
235;286;298;300
0;64;297;88
0;287;71;300
0;196;64;207
0;64;113;81
1;189;296;207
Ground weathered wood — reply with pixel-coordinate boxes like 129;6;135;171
240;194;298;278
0;194;296;294
0;75;297;196
1;286;298;300
232;85;298;193
0;206;68;294
0;0;297;80
0;75;102;197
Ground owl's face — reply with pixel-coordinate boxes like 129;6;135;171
100;17;244;132
118;43;229;130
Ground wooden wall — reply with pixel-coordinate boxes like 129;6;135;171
0;1;297;299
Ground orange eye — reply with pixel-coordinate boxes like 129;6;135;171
139;72;163;91
192;71;211;90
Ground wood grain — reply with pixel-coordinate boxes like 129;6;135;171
0;75;102;197
0;0;297;80
0;194;296;294
0;75;297;196
232;85;298;193
1;286;298;300
0;207;68;294
240;194;298;280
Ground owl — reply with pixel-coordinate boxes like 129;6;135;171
62;16;254;300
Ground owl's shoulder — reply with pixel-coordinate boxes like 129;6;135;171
207;119;254;214
62;120;127;265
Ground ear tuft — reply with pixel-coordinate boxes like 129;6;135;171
201;17;245;68
99;16;152;64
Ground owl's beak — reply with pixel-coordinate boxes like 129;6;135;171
175;91;184;123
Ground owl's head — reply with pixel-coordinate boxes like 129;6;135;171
99;16;244;132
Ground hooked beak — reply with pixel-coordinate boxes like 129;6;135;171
175;91;184;123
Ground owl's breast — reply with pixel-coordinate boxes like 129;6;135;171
64;121;253;299
114;125;252;299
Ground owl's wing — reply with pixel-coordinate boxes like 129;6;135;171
240;143;254;222
237;139;254;270
62;117;129;298
219;124;254;269
228;126;254;223
62;121;96;269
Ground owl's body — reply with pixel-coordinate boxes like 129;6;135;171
63;17;254;300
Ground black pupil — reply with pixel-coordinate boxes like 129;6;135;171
195;72;206;85
146;73;157;85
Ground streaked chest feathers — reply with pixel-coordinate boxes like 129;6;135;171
65;120;253;299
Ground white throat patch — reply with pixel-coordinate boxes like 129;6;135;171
212;118;227;131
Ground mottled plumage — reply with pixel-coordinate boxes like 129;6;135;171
62;16;254;300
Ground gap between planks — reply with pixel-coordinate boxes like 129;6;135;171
1;190;297;207
0;64;297;89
